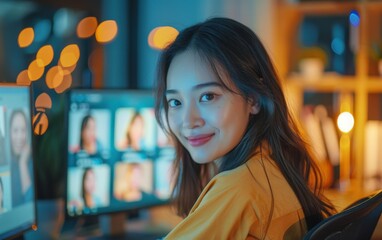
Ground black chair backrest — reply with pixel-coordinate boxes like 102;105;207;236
303;190;382;240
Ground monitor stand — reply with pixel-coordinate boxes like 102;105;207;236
60;208;173;239
100;210;172;240
99;212;126;236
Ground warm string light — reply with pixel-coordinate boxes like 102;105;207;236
18;27;34;48
337;111;354;191
148;26;179;50
337;111;354;133
16;16;119;135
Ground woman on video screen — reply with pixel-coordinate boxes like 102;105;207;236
9;109;33;207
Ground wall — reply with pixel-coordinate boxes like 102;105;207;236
136;0;275;88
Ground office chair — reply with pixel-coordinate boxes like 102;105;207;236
303;190;382;240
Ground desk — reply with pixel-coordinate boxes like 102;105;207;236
59;206;181;240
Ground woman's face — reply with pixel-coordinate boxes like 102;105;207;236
84;170;95;194
82;118;96;145
166;50;259;164
130;165;141;189
129;115;144;143
10;112;27;156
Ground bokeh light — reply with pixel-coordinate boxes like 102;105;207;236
331;38;345;55
28;59;45;81
337;112;354;133
54;74;72;94
59;44;80;67
16;70;31;86
59;61;77;75
349;10;360;27
36;45;54;67
46;66;64;89
18;27;34;48
35;92;52;110
95;20;118;43
33;112;49;135
77;16;98;38
148;26;179;50
33;19;52;43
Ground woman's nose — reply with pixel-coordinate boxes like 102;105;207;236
182;102;205;129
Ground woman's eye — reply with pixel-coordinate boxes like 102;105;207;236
200;93;216;102
168;99;181;108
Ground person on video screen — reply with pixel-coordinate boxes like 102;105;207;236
81;167;102;208
0;129;5;165
0;177;5;213
115;163;152;202
78;114;103;156
9;109;33;207
118;111;145;151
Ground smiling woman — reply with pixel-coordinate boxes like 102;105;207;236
166;51;259;165
154;17;336;239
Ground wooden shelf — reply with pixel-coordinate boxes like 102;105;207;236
275;0;382;189
367;78;382;92
287;74;357;92
283;1;382;14
283;2;360;15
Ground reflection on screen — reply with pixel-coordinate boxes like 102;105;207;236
0;85;36;239
66;89;175;217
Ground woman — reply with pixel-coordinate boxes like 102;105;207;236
118;112;145;151
154;18;335;239
9;109;33;207
0;177;4;213
0;128;6;165
81;167;101;208
114;162;145;202
79;115;102;155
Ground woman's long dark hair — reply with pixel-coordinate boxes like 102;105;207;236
79;115;93;149
81;167;93;207
154;17;335;229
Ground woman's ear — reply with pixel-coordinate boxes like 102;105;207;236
250;102;260;115
248;97;260;115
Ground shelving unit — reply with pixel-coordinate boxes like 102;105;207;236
273;0;382;189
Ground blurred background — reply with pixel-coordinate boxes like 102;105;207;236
1;0;382;239
0;0;276;200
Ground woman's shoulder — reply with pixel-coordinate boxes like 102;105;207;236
208;153;282;195
207;156;262;193
193;156;268;215
215;162;252;181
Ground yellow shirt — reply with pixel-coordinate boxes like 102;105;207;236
165;153;307;240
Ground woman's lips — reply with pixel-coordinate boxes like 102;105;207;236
186;133;215;147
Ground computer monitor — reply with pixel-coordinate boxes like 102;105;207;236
0;84;36;239
65;89;175;219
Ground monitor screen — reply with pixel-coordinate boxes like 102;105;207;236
65;89;175;217
0;84;36;239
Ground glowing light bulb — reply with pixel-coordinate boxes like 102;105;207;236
337;112;354;133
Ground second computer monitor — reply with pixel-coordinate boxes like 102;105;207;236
0;84;36;239
65;89;175;217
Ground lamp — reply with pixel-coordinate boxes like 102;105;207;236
337;111;354;191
